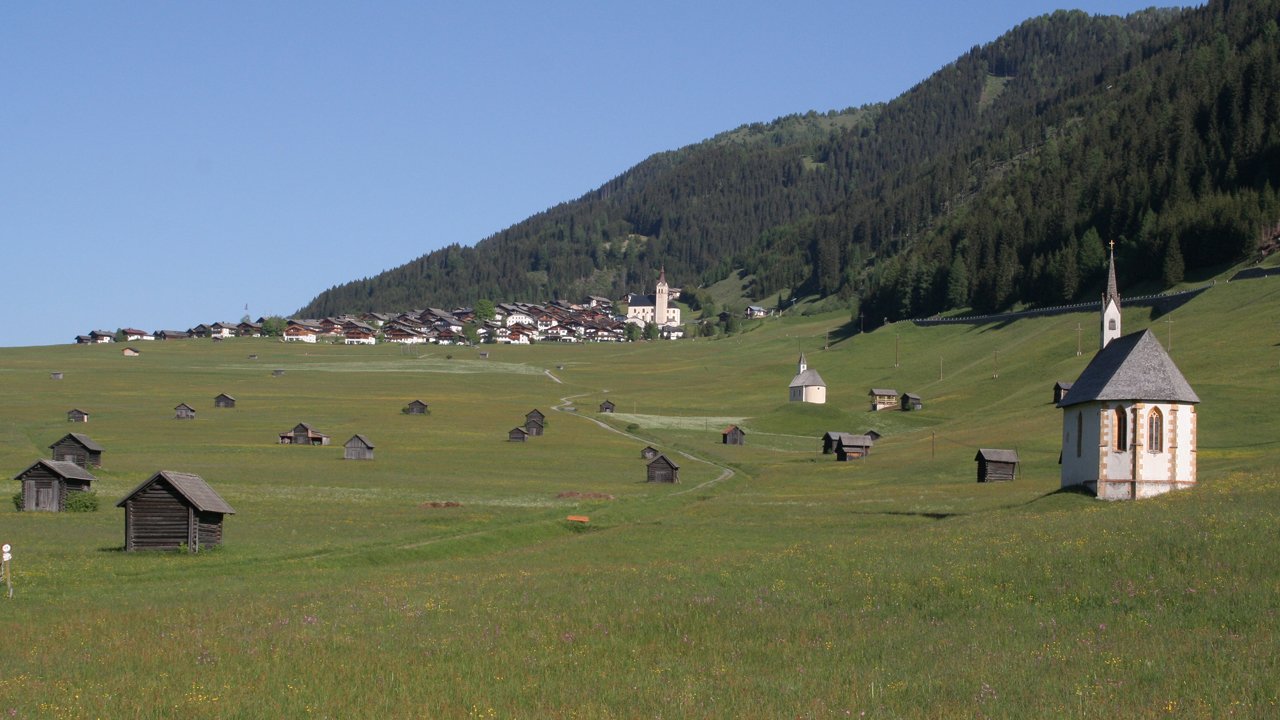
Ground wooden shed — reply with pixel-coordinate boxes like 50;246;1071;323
50;371;64;380
48;432;104;468
67;408;89;423
524;417;545;437
526;409;546;426
122;347;141;357
272;369;286;377
868;388;899;411
901;393;923;411
836;435;875;461
640;445;660;460
865;430;883;442
280;423;330;445
116;471;235;553
821;431;848;454
404;399;430;415
174;402;197;420
508;426;529;442
14;459;96;512
975;449;1019;482
646;454;680;483
599;399;616;413
1053;381;1073;404
722;425;746;445
214;393;236;409
344;434;375;460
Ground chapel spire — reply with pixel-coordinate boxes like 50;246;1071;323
1101;241;1122;349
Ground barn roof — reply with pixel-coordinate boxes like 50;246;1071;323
345;434;375;449
975;448;1020;463
648;454;679;469
175;402;195;411
721;424;744;434
837;434;875;448
14;459;97;482
116;471;235;514
215;393;235;401
903;392;922;401
868;388;898;396
50;432;103;452
1058;330;1198;408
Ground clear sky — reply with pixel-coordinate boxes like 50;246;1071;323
2;1;1177;347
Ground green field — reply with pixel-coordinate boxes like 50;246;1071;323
3;275;1279;718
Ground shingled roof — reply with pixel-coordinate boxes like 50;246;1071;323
116;471;235;515
52;432;103;452
1058;330;1198;408
790;367;826;388
14;459;97;483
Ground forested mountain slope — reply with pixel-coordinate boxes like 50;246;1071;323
299;0;1280;323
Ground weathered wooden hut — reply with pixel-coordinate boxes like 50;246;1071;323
1053;381;1073;404
67;408;89;423
116;471;235;553
975;449;1019;482
836;435;875;461
865;430;883;442
50;371;64;380
344;435;375;460
214;393;236;409
722;425;746;445
404;399;430;415
508;426;529;442
646;454;680;483
13;459;96;512
279;423;330;445
640;445;660;460
599;399;616;413
901;393;923;411
868;388;899;411
174;402;196;420
48;432;104;468
821;431;848;454
272;369;286;377
526;409;546;426
122;347;141;357
524;417;545;436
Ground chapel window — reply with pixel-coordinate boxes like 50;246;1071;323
1113;407;1128;451
1148;408;1164;453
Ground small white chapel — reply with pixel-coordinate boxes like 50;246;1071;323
1057;245;1199;500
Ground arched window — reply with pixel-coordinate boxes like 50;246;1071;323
1148;408;1164;453
1113;407;1128;451
1076;412;1083;457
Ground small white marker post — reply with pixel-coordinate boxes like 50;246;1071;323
2;543;11;598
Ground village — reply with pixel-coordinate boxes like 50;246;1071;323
72;270;694;347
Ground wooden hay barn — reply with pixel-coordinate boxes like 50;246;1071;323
1053;381;1073;404
508;426;529;442
640;445;660;460
821;431;849;454
836;435;874;461
214;393;236;409
67;408;89;423
122;347;141;357
868;388;899;411
865;430;883;441
975;449;1020;482
404;399;430;415
280;423;330;445
174;402;196;420
116;471;235;553
344;434;375;460
901;393;923;411
48;432;104;468
646;454;680;483
524;417;545;436
50;371;64;380
526;409;546;425
721;425;746;445
599;399;616;413
14;459;96;512
272;369;285;377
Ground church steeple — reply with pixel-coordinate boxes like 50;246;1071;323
1101;241;1122;349
654;266;669;326
798;352;808;374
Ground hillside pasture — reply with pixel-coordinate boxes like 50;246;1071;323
2;277;1280;717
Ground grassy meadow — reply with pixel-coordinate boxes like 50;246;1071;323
2;275;1280;718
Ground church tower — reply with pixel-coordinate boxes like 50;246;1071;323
1101;242;1122;349
655;267;669;326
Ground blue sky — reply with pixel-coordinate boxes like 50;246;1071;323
2;1;1177;347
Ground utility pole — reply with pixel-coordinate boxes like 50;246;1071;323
1164;318;1174;352
939;356;943;381
931;432;936;460
992;349;999;379
1076;323;1082;357
894;334;900;368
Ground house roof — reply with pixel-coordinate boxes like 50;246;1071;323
50;432;104;452
790;368;826;388
1058;330;1198;408
14;459;97;482
975;448;1020;463
869;388;899;396
116;471;235;514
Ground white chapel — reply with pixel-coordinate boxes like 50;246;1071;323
788;353;827;404
1057;246;1199;500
